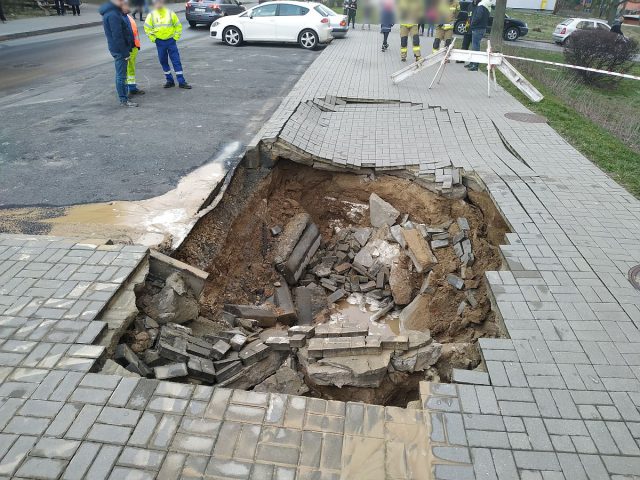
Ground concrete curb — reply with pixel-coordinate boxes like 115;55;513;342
0;9;184;42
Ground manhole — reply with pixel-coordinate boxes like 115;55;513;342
629;265;640;290
504;112;547;123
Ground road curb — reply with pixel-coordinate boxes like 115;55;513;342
0;9;185;42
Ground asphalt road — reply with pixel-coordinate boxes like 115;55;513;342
0;19;320;207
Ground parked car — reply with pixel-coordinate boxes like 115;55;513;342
552;17;610;44
454;1;528;41
186;0;245;27
210;1;333;49
317;3;348;38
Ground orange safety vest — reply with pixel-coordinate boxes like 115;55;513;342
128;14;141;48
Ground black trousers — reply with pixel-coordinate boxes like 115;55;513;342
347;9;356;28
54;0;65;15
0;1;6;22
382;31;389;44
461;32;472;50
71;5;79;15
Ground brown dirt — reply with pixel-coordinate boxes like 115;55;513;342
176;160;510;344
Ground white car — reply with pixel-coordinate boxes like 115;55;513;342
552;17;610;44
210;1;333;49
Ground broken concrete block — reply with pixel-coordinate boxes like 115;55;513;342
230;334;247;352
360;281;376;293
284;223;321;285
380;335;409;350
239;342;270;366
369;193;400;227
211;340;231;360
453;242;464;258
254;365;309;396
148;250;209;298
274;212;311;269
370;301;395;322
334;262;351;275
289;334;307;348
402;229;438;274
462;239;473;256
288;325;315;337
186;342;211;359
224;304;277;327
274;279;298;325
389;225;406;248
419;271;435;295
466;291;478;308
353;227;372;247
399;294;430;331
294;287;313;326
154;362;188;380
145;272;200;325
391;343;442;373
457;217;470;232
327;289;346;304
265;336;291;351
447;274;465;290
457;301;467;317
307;352;392;388
103;359;141;378
452;232;466;245
431;239;449;250
353;248;374;269
389;255;414;306
270;225;283;236
157;337;189;363
187;358;216;383
215;360;244;383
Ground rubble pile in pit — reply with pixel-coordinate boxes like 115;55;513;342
265;324;442;388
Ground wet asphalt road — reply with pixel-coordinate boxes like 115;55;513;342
0;20;320;207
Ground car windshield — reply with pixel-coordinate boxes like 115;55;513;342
560;19;573;25
314;5;330;16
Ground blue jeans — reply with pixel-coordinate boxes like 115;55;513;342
113;53;128;103
427;23;435;36
469;28;484;68
155;38;186;85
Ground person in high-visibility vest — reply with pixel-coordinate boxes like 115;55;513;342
398;0;422;62
144;0;192;89
123;0;145;95
432;0;459;53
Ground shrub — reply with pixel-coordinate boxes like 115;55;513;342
563;29;639;86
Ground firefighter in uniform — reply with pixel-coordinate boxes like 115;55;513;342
432;0;459;53
398;0;423;62
144;0;192;89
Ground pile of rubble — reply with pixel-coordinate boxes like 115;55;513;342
112;191;485;394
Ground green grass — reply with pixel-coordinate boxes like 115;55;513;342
495;45;640;196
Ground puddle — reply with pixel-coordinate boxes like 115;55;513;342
332;297;400;336
46;142;242;247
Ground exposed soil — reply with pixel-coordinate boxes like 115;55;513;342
176;160;509;346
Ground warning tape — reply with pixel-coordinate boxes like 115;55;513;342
501;54;640;81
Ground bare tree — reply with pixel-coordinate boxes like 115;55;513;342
606;0;626;23
490;0;507;51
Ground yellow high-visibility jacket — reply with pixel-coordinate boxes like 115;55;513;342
437;0;459;28
144;7;182;42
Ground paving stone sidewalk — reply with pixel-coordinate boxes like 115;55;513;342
1;28;640;480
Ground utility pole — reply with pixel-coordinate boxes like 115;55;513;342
490;0;507;52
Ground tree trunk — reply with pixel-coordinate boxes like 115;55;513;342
607;0;624;23
490;0;507;52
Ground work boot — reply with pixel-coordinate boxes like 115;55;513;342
415;55;422;62
401;57;406;62
129;89;146;95
163;82;175;88
179;82;192;89
120;100;138;108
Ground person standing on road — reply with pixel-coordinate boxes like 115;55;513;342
0;0;7;22
466;0;490;71
144;0;192;89
380;0;394;52
456;0;478;63
54;0;66;15
69;0;81;16
123;0;145;95
101;0;138;107
132;0;145;21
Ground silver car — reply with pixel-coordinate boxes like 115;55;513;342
552;17;610;44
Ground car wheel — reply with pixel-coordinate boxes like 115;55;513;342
189;21;197;28
299;29;319;50
504;26;519;41
455;21;467;35
223;26;243;46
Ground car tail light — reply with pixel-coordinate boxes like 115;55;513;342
340;19;346;26
560;27;566;34
321;17;329;23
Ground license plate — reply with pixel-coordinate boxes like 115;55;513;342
195;8;205;12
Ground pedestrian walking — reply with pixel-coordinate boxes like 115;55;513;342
398;0;422;62
100;0;138;107
132;0;144;21
362;0;372;30
425;2;436;36
123;0;145;95
380;0;394;52
466;0;490;71
346;0;357;29
54;0;66;15
432;0;459;53
144;0;192;89
69;0;81;16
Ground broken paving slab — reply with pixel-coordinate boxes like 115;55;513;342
402;229;437;273
369;193;400;227
224;304;278;327
452;368;490;386
274;279;298;325
283;223;321;285
239;341;271;366
265;336;291;351
306;352;392;388
446;274;465;290
273;212;311;269
154;362;188;380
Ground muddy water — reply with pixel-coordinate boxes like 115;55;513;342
333;297;400;336
36;142;241;246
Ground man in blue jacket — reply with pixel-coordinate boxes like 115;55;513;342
101;0;138;107
466;0;491;71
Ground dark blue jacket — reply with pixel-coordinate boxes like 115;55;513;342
100;2;134;57
470;2;490;31
380;8;394;33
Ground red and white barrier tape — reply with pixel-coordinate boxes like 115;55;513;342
501;54;640;81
